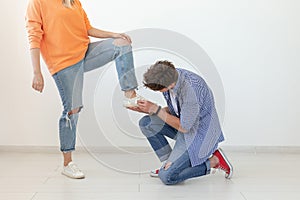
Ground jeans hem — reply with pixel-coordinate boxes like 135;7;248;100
205;159;211;174
61;148;75;153
121;86;138;92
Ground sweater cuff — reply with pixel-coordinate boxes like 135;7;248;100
30;42;40;49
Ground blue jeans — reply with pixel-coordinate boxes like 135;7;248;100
53;39;138;152
139;115;210;185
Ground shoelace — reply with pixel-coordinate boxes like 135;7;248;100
151;169;159;174
69;163;81;173
124;95;144;106
211;165;229;174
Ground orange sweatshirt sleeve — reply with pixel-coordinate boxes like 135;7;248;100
78;0;92;31
25;0;44;49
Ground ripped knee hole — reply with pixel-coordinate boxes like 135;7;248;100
68;107;82;116
164;161;172;170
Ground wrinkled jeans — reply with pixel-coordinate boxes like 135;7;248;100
139;115;210;185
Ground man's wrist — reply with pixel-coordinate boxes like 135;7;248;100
149;104;161;116
149;105;161;116
154;105;162;115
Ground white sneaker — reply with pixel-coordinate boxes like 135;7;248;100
123;95;145;107
62;162;85;179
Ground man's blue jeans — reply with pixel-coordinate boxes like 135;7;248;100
139;115;210;185
52;39;138;152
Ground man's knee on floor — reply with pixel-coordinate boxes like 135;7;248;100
159;162;175;185
164;161;172;170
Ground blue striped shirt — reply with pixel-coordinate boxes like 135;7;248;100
163;68;225;167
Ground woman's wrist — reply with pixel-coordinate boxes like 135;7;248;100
33;69;42;75
112;32;120;38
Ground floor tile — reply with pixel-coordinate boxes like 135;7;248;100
1;149;300;200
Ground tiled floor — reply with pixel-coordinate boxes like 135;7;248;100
0;149;300;200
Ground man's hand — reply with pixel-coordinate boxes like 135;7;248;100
126;100;158;115
137;100;158;115
126;106;148;114
162;107;170;113
32;72;44;93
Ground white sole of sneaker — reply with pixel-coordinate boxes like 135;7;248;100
61;171;85;179
218;148;233;179
124;104;138;108
150;173;159;178
150;169;160;177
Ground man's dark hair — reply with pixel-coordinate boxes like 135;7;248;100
143;60;178;91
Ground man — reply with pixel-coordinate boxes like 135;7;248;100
128;60;233;185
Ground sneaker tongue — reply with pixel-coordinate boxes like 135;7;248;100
68;161;74;166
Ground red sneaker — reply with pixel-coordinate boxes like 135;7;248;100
150;169;160;177
213;148;233;179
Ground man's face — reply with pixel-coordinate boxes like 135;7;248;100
158;82;176;93
159;88;169;93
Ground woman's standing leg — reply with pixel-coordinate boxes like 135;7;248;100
53;60;85;179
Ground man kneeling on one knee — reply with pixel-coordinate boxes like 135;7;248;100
127;60;233;185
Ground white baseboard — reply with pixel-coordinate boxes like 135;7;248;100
0;145;300;154
220;145;300;154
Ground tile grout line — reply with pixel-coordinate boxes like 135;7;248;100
30;192;37;200
138;158;141;193
2;145;300;153
240;192;248;200
42;165;60;184
42;176;51;184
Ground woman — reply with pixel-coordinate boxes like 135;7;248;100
26;0;140;179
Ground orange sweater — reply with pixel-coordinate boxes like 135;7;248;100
26;0;92;75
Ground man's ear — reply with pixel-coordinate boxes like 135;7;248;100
168;82;176;89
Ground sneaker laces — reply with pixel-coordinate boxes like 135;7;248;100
123;95;145;107
211;168;218;174
69;163;82;173
212;164;229;175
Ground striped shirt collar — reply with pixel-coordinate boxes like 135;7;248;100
172;68;183;95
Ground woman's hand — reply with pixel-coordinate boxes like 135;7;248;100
113;33;132;43
87;28;132;43
32;72;44;93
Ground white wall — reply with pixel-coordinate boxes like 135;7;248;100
0;0;299;148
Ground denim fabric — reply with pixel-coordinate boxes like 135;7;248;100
139;115;177;162
84;39;138;91
159;151;210;185
53;39;138;152
139;115;210;185
53;60;84;152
